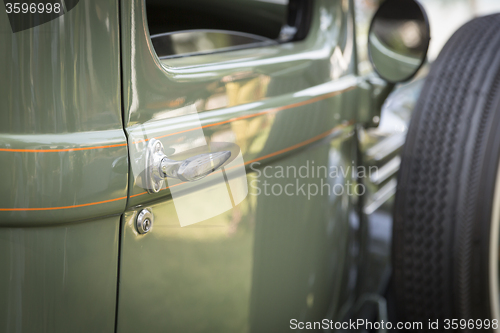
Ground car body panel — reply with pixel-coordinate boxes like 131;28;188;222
0;0;128;225
0;1;124;331
0;216;120;333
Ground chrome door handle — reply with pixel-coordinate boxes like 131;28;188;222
145;139;231;193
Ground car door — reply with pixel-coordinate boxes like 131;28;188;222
116;0;371;332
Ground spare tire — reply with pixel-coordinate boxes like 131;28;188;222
393;13;500;331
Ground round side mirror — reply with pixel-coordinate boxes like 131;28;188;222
368;0;430;83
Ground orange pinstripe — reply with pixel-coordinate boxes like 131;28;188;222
0;88;355;211
0;143;127;153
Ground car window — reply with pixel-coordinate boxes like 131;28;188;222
145;0;313;59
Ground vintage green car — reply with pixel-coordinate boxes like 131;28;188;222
2;0;500;332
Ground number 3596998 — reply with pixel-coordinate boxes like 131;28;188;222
5;2;62;14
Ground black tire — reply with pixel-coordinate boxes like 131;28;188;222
393;14;500;331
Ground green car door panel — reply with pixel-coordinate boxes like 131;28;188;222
116;0;386;331
0;0;128;225
0;216;120;333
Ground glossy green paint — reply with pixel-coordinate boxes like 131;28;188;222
0;216;120;332
117;129;360;332
0;0;128;225
0;0;394;331
0;1;125;332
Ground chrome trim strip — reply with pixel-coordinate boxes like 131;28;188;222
370;156;401;185
364;178;397;215
366;133;406;162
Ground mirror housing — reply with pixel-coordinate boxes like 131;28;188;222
368;0;430;83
